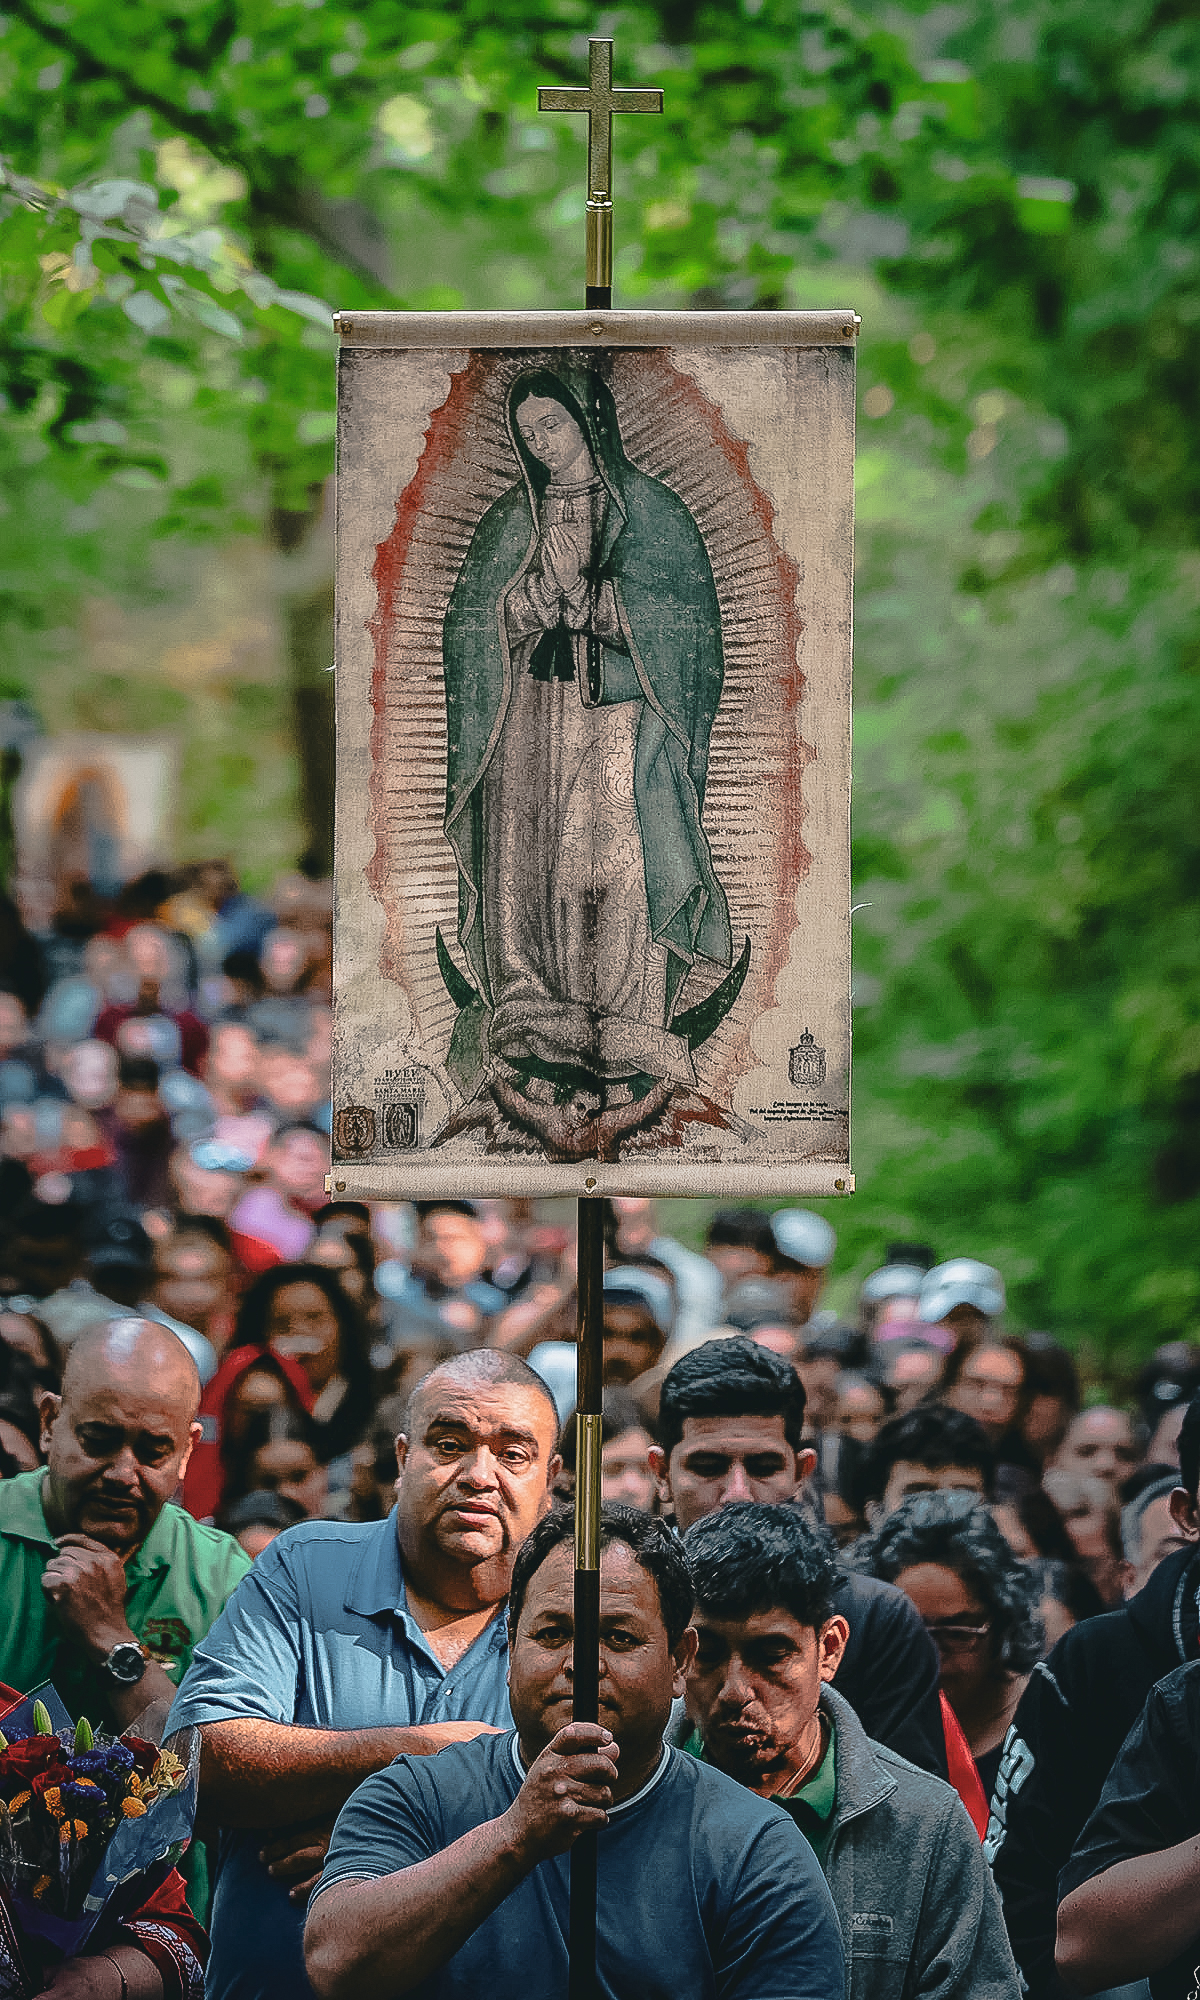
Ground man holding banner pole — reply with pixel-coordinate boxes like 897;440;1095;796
304;1506;844;2000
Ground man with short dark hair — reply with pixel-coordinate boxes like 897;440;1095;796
702;1207;777;1287
380;1201;508;1350
304;1506;844;2000
987;1391;1200;1997
856;1404;996;1525
684;1503;1020;1998
650;1338;946;1772
168;1350;562;2000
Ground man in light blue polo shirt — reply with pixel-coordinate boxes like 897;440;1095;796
167;1349;562;2000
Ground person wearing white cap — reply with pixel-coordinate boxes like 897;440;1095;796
916;1259;1005;1348
767;1208;837;1327
527;1264;675;1420
600;1265;674;1385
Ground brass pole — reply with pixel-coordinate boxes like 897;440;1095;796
569;1194;604;2000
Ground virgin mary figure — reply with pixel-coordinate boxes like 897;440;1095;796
437;363;736;1146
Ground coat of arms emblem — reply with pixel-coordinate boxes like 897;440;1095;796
333;1104;376;1157
788;1031;826;1089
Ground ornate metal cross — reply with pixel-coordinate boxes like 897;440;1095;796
538;37;663;307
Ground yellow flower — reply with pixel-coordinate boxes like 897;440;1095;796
32;1873;51;1899
41;1788;63;1819
59;1818;88;1842
6;1790;31;1814
127;1772;143;1796
120;1796;147;1819
151;1750;184;1787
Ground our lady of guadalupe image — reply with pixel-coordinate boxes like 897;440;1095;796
332;313;853;1196
435;363;749;1162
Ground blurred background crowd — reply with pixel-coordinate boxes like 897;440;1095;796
0;853;1194;1715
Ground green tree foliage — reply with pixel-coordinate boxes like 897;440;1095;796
2;0;1198;1352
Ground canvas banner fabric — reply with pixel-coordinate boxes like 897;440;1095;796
332;310;855;1198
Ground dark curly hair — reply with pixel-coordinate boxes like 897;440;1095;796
852;1488;1043;1671
509;1504;694;1650
684;1502;839;1632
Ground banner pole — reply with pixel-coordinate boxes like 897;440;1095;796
569;1193;604;2000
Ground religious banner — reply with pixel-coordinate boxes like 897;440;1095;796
330;308;855;1198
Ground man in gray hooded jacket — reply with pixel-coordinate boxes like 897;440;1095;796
683;1502;1019;1998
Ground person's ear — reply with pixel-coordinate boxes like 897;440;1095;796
546;1452;563;1492
794;1447;818;1490
864;1498;883;1529
38;1390;61;1457
648;1445;672;1506
671;1623;698;1698
1169;1487;1200;1539
176;1420;203;1481
818;1614;850;1684
395;1433;409;1476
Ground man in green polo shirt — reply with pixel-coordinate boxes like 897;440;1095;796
682;1502;1020;1999
0;1316;249;1732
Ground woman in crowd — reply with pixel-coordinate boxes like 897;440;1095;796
940;1335;1035;1471
220;1403;327;1522
234;1261;375;1469
181;1339;313;1522
854;1488;1044;1798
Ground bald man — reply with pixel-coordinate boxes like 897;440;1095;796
0;1317;250;1733
168;1349;562;2000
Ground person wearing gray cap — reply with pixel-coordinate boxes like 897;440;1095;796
917;1258;1005;1348
859;1257;930;1339
767;1208;837;1327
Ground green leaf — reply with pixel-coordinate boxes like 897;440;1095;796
122;290;171;333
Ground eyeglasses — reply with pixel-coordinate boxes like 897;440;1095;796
923;1618;991;1654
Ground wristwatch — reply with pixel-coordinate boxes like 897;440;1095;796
100;1641;147;1688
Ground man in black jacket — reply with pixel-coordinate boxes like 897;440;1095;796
651;1338;947;1774
1057;1658;1200;2000
985;1393;1200;1996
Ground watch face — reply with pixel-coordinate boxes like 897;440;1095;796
105;1643;147;1686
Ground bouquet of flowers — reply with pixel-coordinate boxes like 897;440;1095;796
0;1684;198;1997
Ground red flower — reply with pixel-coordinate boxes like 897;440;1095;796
122;1737;158;1779
1;1736;67;1785
31;1764;71;1798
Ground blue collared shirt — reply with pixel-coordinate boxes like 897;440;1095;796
167;1515;513;2000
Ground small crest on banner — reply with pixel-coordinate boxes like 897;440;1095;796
333;1104;376;1157
382;1100;420;1151
789;1031;826;1089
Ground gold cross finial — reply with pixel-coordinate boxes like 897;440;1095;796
538;38;664;305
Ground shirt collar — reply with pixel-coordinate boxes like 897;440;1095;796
345;1514;412;1617
2;1471;56;1549
3;1471;174;1576
345;1516;509;1658
510;1732;671;1813
779;1717;837;1821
